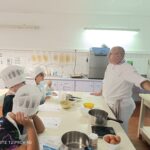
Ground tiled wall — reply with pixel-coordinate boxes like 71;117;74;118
0;49;89;77
0;49;149;78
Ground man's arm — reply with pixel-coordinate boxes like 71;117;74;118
141;80;150;91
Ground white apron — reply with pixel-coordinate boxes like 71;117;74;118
107;98;136;133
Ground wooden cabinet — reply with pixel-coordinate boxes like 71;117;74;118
138;94;150;144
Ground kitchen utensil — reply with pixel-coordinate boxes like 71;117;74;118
61;131;91;150
68;98;76;101
66;94;81;100
66;94;81;103
88;109;123;126
71;96;81;99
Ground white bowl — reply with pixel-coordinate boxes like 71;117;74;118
103;134;121;150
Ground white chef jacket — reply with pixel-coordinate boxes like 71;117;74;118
102;62;147;133
103;63;146;104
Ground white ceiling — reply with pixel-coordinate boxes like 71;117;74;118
0;0;150;16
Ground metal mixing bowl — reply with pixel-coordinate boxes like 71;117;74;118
61;131;90;150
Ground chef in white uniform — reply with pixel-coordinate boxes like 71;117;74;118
91;46;150;133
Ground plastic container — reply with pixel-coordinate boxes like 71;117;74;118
88;133;98;149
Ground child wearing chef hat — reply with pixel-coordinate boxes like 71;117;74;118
0;85;42;150
32;66;57;104
0;84;44;150
12;84;45;134
1;66;45;132
0;65;26;116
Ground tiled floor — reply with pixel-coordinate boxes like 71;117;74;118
128;101;150;150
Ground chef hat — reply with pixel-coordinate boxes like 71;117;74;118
32;66;45;79
0;65;25;88
12;84;42;116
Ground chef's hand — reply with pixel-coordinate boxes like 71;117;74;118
90;92;102;96
141;80;150;91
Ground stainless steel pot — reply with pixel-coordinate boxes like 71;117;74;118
61;131;90;150
88;109;123;126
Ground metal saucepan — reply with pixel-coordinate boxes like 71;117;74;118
88;109;123;126
61;131;91;150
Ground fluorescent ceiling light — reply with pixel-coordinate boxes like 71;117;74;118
84;28;140;32
83;28;139;48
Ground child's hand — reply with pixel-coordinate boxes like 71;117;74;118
45;96;51;100
15;112;33;128
52;92;57;96
47;80;52;87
